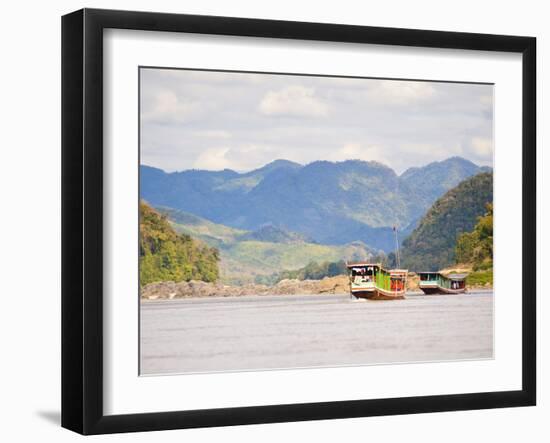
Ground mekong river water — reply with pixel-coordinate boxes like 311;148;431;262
140;292;493;375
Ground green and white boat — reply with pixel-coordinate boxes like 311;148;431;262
346;263;408;300
418;272;468;294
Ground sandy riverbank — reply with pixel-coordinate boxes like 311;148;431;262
141;273;492;300
141;275;350;300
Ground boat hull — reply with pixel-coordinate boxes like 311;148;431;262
350;288;376;299
372;287;406;300
352;288;406;300
438;287;466;294
420;285;466;295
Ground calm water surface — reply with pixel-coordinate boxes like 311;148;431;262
140;292;493;375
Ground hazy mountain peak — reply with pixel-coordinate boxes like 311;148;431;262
266;159;302;168
342;159;392;169
400;156;478;178
141;164;164;172
301;159;395;176
443;155;477;164
399;156;487;206
140;164;167;176
246;159;302;175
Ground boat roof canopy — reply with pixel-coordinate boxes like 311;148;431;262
346;262;380;269
417;271;468;280
389;269;408;276
346;263;408;275
448;273;468;280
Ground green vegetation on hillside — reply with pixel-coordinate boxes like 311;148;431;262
258;251;390;285
278;260;348;281
256;260;348;285
465;269;493;286
140;201;220;286
159;207;376;285
455;203;493;286
399;172;493;271
238;225;313;243
158;206;245;247
455;203;493;267
214;237;374;285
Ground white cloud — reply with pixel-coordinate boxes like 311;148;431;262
259;85;328;117
337;142;364;158
470;137;493;157
141;69;494;173
192;144;278;172
480;94;494;107
193;147;233;170
323;142;391;166
368;80;436;105
192;130;232;139
142;90;197;123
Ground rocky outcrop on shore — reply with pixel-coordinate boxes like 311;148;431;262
141;275;351;300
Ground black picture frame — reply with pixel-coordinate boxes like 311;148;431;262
62;8;536;435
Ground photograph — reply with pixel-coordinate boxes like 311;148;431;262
138;67;495;375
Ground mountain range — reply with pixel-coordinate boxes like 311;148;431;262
141;156;490;252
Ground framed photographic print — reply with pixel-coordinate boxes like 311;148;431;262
61;8;536;435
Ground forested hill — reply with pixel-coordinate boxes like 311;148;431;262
455;203;494;286
399;172;493;271
139;201;220;286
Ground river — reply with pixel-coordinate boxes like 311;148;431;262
140;292;493;375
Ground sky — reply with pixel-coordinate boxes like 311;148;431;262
140;68;493;175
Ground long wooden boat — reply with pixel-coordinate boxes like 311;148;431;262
418;272;468;294
346;263;408;300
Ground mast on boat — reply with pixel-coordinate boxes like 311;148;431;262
393;226;401;269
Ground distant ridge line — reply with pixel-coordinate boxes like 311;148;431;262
142;155;489;176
